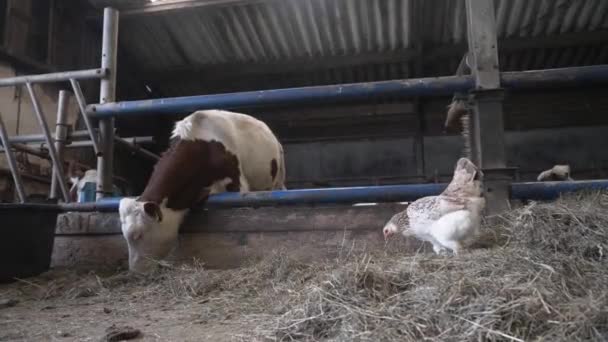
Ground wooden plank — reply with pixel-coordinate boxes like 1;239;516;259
55;203;408;235
465;0;509;214
465;0;500;89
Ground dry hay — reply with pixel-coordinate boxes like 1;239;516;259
252;191;608;342
3;191;608;341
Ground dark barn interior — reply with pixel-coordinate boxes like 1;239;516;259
2;2;608;341
0;0;606;196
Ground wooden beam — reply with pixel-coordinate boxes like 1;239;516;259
466;0;500;89
466;0;509;214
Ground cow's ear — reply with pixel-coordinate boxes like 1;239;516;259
143;202;163;222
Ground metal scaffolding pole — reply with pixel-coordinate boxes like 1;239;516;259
96;7;119;200
86;65;608;119
25;83;70;202
70;79;100;155
0;114;26;202
0;136;155;151
114;136;160;161
58;180;608;212
0;68;106;87
9;130;93;144
7;129;157;144
465;0;510;214
50;90;71;200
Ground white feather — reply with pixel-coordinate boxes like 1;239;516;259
383;157;485;255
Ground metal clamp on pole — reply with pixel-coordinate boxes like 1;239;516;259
50;90;71;200
114;136;159;162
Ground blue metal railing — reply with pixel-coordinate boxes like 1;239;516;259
86;65;608;119
59;180;608;212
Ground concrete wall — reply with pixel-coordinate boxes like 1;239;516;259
284;137;419;187
259;87;608;189
52;204;416;269
284;125;608;188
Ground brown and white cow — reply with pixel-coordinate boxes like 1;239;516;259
119;110;286;272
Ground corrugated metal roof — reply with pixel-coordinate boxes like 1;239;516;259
87;0;608;96
119;0;412;68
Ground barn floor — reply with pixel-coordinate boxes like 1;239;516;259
2;192;608;341
0;263;280;341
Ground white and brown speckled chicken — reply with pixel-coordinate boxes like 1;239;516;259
382;158;485;255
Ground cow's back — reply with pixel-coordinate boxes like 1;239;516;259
172;110;285;191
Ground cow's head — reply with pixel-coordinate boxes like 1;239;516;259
119;197;179;273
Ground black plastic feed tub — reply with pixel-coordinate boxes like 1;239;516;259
0;203;61;283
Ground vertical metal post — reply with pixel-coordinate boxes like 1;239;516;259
70;79;100;155
25;83;70;202
97;7;119;200
0;114;26;202
465;0;510;214
51;90;70;200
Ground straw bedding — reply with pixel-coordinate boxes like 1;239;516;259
2;191;608;341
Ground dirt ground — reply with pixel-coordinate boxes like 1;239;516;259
0;244;333;342
0;264;282;342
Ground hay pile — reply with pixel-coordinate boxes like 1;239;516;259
253;191;608;341
4;191;608;341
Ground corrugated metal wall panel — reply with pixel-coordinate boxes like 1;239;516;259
84;0;608;96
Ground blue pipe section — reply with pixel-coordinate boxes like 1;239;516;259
511;180;608;200
87;76;474;118
87;65;608;118
58;180;608;212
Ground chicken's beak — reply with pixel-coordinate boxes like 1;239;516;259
473;169;483;181
383;229;391;241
